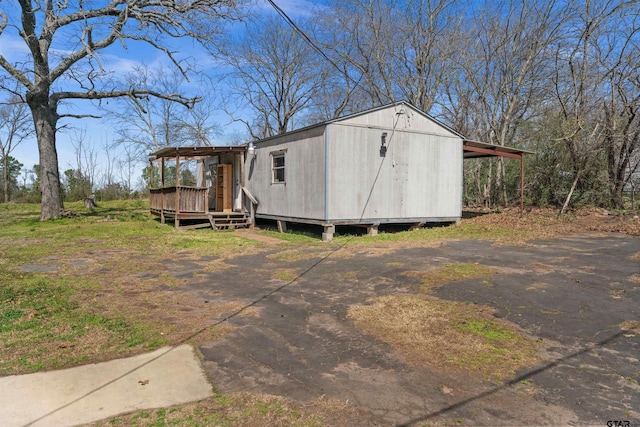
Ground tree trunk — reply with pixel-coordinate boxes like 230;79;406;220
484;159;493;208
28;97;63;220
560;169;581;215
474;165;482;205
611;181;625;210
496;157;509;207
2;155;8;203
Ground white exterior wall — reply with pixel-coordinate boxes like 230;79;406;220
246;126;326;220
326;123;462;221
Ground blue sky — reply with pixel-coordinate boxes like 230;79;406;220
0;0;320;185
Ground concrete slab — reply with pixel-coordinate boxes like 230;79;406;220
0;344;212;427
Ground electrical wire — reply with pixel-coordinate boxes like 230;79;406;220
263;0;350;81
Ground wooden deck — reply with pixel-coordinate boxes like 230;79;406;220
149;186;251;230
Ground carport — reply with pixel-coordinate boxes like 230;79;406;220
463;140;533;212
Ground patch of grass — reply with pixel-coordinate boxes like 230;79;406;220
620;320;640;335
348;295;540;381
405;263;498;292
628;275;640;284
338;271;358;282
272;268;299;282
0;201;263;262
0;267;168;375
260;228;323;245
90;392;363;427
0;200;272;375
267;249;326;262
455;320;518;341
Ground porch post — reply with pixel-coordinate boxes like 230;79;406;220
250;201;255;230
201;159;208;214
240;153;246;215
160;157;165;221
148;159;153;220
175;152;181;228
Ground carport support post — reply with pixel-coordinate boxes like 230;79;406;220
520;154;524;215
322;224;335;242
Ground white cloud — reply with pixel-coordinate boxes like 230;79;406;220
0;34;31;62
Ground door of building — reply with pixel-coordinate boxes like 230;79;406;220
216;164;233;212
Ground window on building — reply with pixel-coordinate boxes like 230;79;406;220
272;152;285;183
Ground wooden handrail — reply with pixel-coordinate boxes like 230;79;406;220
242;186;259;205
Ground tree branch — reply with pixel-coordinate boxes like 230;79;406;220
58;113;102;119
52;89;199;110
0;57;34;90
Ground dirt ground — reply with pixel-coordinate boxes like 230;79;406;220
20;208;640;426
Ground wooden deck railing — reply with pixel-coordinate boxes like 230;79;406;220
150;186;208;213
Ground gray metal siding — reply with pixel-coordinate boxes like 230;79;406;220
246;127;326;220
247;104;463;224
327;124;462;221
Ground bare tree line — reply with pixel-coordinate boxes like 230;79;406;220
0;0;638;217
217;0;639;210
0;0;238;219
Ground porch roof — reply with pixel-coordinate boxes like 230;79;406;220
150;146;246;160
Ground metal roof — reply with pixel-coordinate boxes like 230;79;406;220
253;100;464;146
150;146;246;159
463;140;533;159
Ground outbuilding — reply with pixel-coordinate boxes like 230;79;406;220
247;101;460;240
149;101;529;240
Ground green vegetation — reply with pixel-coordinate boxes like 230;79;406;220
0;268;167;375
272;268;299;281
405;263;497;292
455;320;518;341
0;200;267;375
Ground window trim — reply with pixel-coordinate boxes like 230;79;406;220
271;150;286;184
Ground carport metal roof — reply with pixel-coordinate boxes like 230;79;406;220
463;140;533;159
463;140;533;212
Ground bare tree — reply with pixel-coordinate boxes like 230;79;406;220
391;0;461;113
176;86;222;146
0;0;237;219
0;90;33;202
551;0;634;213
600;3;640;208
70;129;98;195
319;0;397;108
109;66;185;157
100;138;116;189
118;143;138;194
220;15;325;139
445;0;565;207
